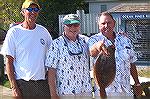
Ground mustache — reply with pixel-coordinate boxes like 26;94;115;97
69;30;76;33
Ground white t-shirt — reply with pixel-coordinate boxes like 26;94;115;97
1;24;52;81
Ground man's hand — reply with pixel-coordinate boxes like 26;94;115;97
11;87;22;97
133;84;143;97
90;40;108;57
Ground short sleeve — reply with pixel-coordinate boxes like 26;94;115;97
126;37;137;63
45;40;59;69
43;27;53;50
1;29;16;58
130;49;137;63
125;37;137;63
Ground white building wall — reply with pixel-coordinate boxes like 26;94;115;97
89;2;120;14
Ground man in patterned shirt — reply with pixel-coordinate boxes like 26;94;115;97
45;14;92;99
88;12;142;98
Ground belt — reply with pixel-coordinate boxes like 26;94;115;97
18;79;46;82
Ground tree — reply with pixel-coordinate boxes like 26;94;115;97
0;0;88;39
0;0;23;30
37;0;88;39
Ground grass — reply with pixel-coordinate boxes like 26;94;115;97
2;79;10;88
137;67;150;78
138;70;150;78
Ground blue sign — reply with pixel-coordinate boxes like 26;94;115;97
121;13;150;20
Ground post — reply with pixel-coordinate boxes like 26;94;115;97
76;10;85;35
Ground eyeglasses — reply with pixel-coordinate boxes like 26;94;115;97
66;24;80;27
26;8;40;12
63;36;83;56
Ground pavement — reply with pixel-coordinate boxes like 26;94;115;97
0;85;12;99
130;76;150;85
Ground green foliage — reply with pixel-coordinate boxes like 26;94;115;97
0;0;88;39
37;0;88;39
3;80;10;88
0;0;23;30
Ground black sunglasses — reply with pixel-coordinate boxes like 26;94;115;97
63;36;83;56
26;8;40;12
66;24;80;27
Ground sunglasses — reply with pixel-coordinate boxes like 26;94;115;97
66;24;80;27
26;8;40;12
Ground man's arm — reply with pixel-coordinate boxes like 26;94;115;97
130;63;142;97
130;63;140;85
48;68;59;99
5;55;21;96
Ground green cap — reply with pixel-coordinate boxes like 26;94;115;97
63;14;80;25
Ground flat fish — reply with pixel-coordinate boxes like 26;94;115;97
93;45;116;98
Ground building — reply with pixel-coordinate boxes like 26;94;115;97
84;0;150;65
85;0;150;13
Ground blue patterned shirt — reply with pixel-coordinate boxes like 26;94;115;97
45;34;92;96
88;32;137;96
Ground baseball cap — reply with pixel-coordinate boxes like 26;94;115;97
22;0;40;9
63;14;80;25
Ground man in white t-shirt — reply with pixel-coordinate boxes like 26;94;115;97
0;0;52;98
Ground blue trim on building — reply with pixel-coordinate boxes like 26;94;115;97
110;12;150;66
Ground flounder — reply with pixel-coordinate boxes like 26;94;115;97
93;45;116;98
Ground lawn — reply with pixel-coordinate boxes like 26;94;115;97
137;66;150;78
2;79;10;88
